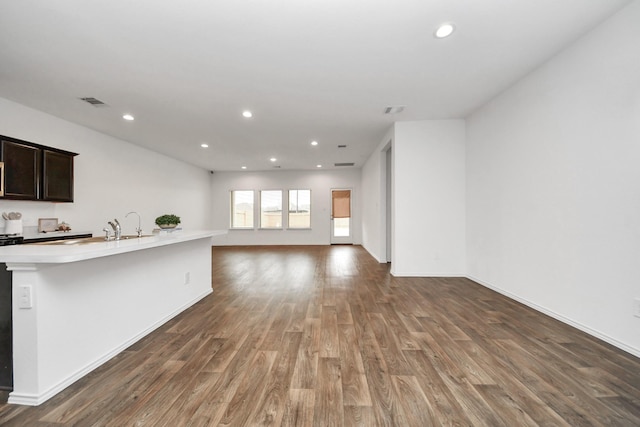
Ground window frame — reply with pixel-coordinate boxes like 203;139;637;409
230;190;255;229
287;189;312;230
259;189;284;229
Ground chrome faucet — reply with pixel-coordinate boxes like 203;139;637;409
126;211;143;237
108;219;122;240
102;227;112;241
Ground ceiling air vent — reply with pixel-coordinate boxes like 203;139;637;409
384;105;405;114
334;162;355;167
338;144;347;148
79;97;108;107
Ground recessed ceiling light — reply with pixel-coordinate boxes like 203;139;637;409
241;166;247;170
200;143;209;148
242;110;253;118
316;164;322;168
270;157;277;162
435;23;455;39
311;140;318;146
122;114;135;121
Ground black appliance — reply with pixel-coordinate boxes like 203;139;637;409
0;234;23;246
0;262;12;389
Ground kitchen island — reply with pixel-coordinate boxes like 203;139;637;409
0;230;225;405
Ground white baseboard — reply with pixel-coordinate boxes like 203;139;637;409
391;271;465;277
8;289;213;406
467;275;640;359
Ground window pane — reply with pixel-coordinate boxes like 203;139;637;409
333;217;350;237
231;190;254;228
260;190;282;228
288;189;311;228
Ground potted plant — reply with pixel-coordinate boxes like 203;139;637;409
155;214;181;229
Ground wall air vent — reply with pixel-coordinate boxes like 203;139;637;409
338;144;347;148
384;105;405;114
79;97;108;107
334;163;355;167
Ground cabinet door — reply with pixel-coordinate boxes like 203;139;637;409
0;139;40;200
42;150;74;202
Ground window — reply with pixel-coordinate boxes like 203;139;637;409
231;190;254;228
288;189;311;228
260;190;282;228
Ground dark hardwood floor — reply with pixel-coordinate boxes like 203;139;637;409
0;245;639;426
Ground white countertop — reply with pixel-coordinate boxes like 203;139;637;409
0;229;226;264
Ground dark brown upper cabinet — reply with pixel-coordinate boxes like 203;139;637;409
0;135;77;202
1;139;40;200
42;149;74;201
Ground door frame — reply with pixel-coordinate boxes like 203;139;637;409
330;188;353;244
383;142;392;262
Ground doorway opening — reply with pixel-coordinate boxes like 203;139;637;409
331;189;352;244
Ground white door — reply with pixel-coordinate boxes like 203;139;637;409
331;189;352;244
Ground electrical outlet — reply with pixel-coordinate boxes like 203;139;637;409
184;272;190;285
634;298;640;318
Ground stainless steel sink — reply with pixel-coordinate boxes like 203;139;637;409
119;235;153;240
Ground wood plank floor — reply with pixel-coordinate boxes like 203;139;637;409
1;245;639;426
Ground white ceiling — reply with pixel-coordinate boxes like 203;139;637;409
0;0;631;171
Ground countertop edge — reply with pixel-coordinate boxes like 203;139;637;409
0;230;227;264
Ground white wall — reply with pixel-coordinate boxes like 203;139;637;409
466;1;640;356
361;127;393;263
393;120;466;276
210;169;362;245
0;97;212;235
